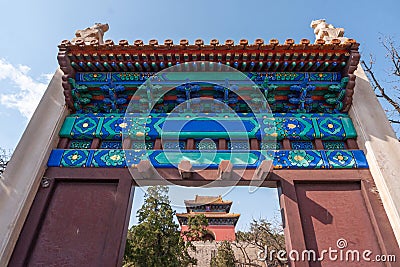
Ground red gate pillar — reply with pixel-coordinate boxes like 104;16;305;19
278;170;400;267
9;170;133;267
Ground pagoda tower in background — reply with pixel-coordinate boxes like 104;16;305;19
177;195;240;241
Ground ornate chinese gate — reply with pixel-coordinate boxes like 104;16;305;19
5;25;400;266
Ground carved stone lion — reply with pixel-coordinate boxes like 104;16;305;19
72;23;109;45
310;19;346;44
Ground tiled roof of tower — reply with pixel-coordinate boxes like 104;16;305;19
176;212;240;218
184;195;232;205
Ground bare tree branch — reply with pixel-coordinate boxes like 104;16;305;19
231;242;252;265
361;36;400;138
388;119;400;124
381;37;400;77
236;218;287;266
0;148;12;176
362;60;400;114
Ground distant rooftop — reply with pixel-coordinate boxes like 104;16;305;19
176;212;240;218
184;195;232;205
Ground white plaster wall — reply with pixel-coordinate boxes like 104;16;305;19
0;69;67;265
350;65;400;246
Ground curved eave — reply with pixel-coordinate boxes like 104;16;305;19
58;38;359;74
176;212;240;218
57;37;360;113
184;200;233;205
59;37;359;53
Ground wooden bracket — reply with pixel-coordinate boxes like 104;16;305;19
178;160;193;179
130;160;157;180
218;160;233;180
254;160;273;180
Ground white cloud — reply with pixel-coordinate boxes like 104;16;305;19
0;58;52;119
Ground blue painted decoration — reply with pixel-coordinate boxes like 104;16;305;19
48;149;369;169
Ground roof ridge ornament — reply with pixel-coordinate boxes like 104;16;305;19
310;19;347;44
71;23;109;45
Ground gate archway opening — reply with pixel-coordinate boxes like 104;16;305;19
6;35;400;267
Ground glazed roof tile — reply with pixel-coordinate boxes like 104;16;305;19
184;195;232;205
57;37;360;113
59;38;360;51
58;37;360;76
176;212;240;218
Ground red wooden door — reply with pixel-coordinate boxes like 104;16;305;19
9;171;133;267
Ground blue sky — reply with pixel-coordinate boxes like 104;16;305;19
131;186;281;231
1;0;399;230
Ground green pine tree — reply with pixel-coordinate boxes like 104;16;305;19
183;214;209;241
123;186;196;267
210;241;236;267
